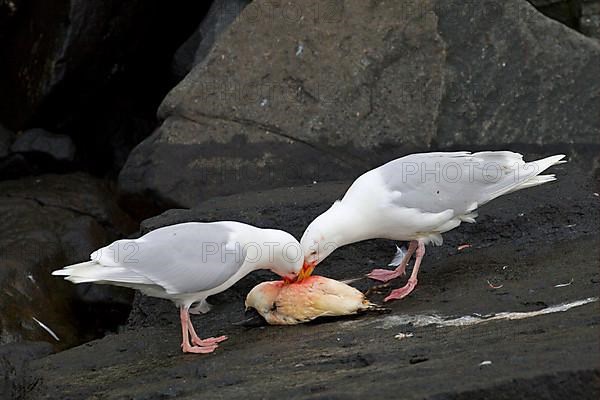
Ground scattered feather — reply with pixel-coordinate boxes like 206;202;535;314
487;280;504;289
394;332;414;340
554;278;574;288
341;277;364;284
479;360;493;367
388;245;407;267
32;317;60;341
457;244;472;251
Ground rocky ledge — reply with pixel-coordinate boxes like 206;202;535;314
2;152;597;399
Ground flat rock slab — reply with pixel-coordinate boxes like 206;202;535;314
21;156;600;399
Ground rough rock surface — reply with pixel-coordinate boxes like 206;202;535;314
0;341;53;399
11;128;76;162
0;174;135;348
17;153;600;399
582;0;600;39
172;0;252;80
120;0;600;208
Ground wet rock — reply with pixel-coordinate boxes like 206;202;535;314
172;0;251;80
0;174;135;348
11;128;76;161
120;0;600;209
17;157;600;399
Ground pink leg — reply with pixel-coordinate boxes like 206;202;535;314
384;240;425;302
180;306;218;354
367;241;418;282
187;318;228;346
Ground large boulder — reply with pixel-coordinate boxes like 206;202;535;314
120;0;600;209
0;174;135;348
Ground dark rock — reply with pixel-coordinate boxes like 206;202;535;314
172;0;251;80
581;0;600;39
0;0;200;130
0;1;211;177
0;174;136;349
11;128;76;161
528;0;582;29
429;370;600;400
18;156;600;399
0;341;53;399
119;0;600;209
0;124;13;159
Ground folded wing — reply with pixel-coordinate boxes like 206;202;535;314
53;222;247;295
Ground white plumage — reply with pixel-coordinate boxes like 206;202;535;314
53;221;303;353
299;151;565;301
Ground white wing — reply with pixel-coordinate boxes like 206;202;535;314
56;222;247;295
376;151;564;215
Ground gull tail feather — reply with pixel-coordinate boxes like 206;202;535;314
509;154;566;194
52;261;152;285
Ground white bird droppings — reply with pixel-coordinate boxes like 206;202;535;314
394;332;414;340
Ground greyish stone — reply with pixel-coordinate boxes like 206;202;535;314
120;0;600;209
11;128;76;161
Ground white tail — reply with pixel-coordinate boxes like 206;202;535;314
507;154;566;194
52;261;152;285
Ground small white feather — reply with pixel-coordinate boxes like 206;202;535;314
32;317;60;341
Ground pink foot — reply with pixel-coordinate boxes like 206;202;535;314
367;267;406;282
181;343;218;354
191;335;228;347
384;279;417;302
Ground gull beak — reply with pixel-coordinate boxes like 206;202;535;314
282;274;296;284
296;261;316;282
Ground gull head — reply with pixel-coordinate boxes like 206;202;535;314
298;206;343;280
263;229;303;282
